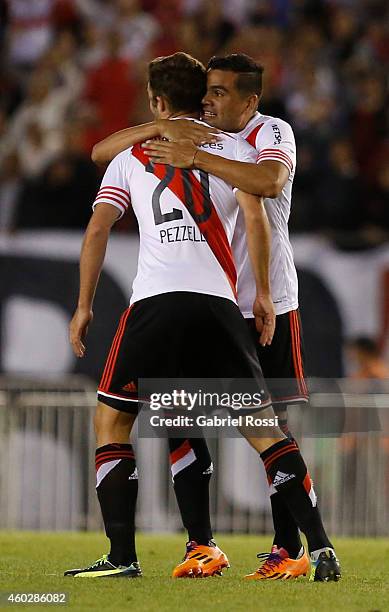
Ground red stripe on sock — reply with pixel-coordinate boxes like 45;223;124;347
303;472;312;493
170;440;192;465
96;450;134;462
263;443;298;470
95;451;134;469
95;456;134;468
96;451;134;463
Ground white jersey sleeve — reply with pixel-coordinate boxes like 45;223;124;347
233;113;299;317
235;135;259;164
232;136;258;194
92;149;132;218
255;119;296;176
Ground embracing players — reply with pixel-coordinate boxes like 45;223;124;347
66;51;274;578
74;52;341;582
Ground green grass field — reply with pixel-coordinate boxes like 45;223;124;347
1;532;388;612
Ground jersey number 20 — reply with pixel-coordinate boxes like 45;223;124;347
146;163;212;226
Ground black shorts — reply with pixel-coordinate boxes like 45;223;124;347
246;308;309;406
97;291;271;414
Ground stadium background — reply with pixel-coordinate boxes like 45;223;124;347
0;0;388;537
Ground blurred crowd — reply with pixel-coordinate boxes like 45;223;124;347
0;0;388;245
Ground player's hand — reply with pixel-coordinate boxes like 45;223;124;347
142;139;198;168
253;294;275;347
69;306;93;358
157;118;219;145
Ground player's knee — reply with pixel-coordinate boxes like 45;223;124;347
94;401;133;443
243;431;285;454
238;405;283;443
274;405;288;421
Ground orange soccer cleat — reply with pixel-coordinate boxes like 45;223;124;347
244;546;310;580
172;540;230;578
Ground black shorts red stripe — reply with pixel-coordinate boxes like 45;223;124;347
246;308;309;405
97;291;271;414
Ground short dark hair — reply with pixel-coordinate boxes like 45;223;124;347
207;53;264;98
148;52;206;113
348;337;380;356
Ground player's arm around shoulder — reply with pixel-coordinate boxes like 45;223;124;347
187;135;286;198
91;123;159;166
235;190;275;346
91;119;217;166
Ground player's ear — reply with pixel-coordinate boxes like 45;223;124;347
247;94;259;114
156;95;168;115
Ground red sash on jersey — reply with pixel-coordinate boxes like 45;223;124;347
132;144;237;298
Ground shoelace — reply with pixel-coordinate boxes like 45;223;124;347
183;541;199;561
255;551;284;575
183;540;216;562
89;554;109;569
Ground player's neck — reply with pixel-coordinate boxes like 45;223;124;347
167;111;200;120
227;111;258;133
243;110;259;128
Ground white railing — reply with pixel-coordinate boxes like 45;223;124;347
0;376;388;536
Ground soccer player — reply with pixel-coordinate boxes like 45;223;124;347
65;51;277;579
92;53;341;582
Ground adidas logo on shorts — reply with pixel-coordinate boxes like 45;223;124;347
122;381;137;392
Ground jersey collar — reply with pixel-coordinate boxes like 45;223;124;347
241;111;262;134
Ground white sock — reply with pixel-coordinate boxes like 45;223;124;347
296;546;304;560
310;547;334;561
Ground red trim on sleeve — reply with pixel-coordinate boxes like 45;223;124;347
257;149;293;172
94;195;127;212
98;185;129;197
97;188;129;204
245;123;264;148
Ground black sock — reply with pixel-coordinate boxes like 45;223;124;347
261;439;333;554
169;438;213;545
269;423;302;558
95;443;138;566
270;491;302;558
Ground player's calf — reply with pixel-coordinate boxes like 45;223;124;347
169;437;214;546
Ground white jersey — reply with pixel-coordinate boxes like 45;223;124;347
231;112;299;317
93;121;257;305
